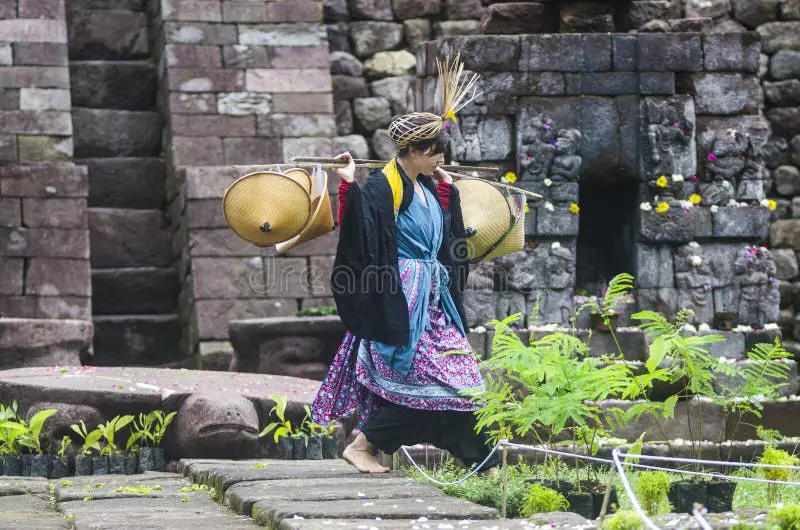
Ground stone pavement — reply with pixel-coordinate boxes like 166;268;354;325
0;459;593;529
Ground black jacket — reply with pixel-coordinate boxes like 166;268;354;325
331;167;470;346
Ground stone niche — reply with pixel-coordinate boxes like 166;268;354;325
417;33;775;328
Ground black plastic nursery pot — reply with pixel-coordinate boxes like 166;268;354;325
21;454;31;476
51;457;72;479
108;454;125;474
153;448;165;471
124;454;137;475
92;455;109;475
705;480;735;513
3;455;21;476
292;436;307;460
322;435;338;459
138;447;155;472
30;454;52;478
307;436;323;460
277;436;293;459
668;479;707;514
74;455;92;476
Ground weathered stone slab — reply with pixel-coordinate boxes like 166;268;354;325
0;494;66;529
252;497;499;525
0;318;91;368
67;11;149;59
713;206;770;238
348;21;403;58
602;398;726;442
92;267;178;315
88;208;171;268
757;21;800;54
702;33;760;72
677;73;761;115
72;109;161;158
431;35;520;73
640;207;712;243
81;158;165;210
0;19;66;43
92;315;181;366
637;33;703;72
70;61;156;110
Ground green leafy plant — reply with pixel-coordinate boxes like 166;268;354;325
17;409;57;454
768;502;800;530
759;447;800;505
56;435;72;459
578;273;634;319
521;483;569;516
70;420;102;456
601;510;643;530
96;415;134;456
299;405;334;436
132;410;177;449
633;470;671;516
259;395;294;442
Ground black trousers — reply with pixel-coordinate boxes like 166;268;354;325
361;403;500;469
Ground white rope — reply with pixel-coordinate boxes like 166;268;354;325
398;442;501;487
502;441;614;465
620;460;800;487
615;451;800;472
611;449;663;530
692;507;714;530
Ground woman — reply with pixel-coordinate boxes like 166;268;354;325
310;105;499;474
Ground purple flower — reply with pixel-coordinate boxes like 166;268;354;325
703;283;713;292
548;139;557;146
543;123;551;131
689;175;697;182
769;277;777;284
672;122;680;128
443;122;451;133
707;153;717;162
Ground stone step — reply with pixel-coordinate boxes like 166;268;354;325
89;208;172;268
67;0;147;11
79;157;166;209
91;314;181;366
70;60;157;110
67;9;150;61
180;459;501;527
73;108;162;158
92;267;178;315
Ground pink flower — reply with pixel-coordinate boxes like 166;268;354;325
672;122;680;128
707;153;717;161
689;175;697;182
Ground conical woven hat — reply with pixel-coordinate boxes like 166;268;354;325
275;169;334;255
455;179;525;262
222;171;311;247
283;167;312;195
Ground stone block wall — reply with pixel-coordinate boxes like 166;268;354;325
0;163;91;320
419;33;776;330
155;0;340;364
0;1;91;324
324;0;486;160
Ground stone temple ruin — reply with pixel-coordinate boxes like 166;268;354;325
0;0;799;385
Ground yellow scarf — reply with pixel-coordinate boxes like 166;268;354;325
381;158;403;219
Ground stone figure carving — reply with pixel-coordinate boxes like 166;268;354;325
734;246;780;325
452;116;481;162
645;97;694;179
550;130;583;181
674;244;714;323
519;116;556;180
701;124;770;204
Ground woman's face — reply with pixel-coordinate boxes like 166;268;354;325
410;146;445;175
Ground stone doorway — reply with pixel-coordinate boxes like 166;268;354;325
575;181;639;296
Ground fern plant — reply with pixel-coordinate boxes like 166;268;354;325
715;338;792;449
578;273;634;319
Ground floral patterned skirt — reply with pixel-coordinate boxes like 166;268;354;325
311;277;484;429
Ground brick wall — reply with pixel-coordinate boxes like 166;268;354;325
155;0;339;363
0;1;91;322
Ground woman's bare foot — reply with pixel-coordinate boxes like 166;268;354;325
342;432;391;474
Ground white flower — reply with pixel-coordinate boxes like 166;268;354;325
678;200;693;210
682;323;697;332
711;205;719;213
761;198;770;208
764;323;779;330
723;181;732;189
727;198;738;206
543;178;552;187
689;241;700;249
733;325;753;333
690;255;703;267
640;202;653;211
760;246;768;252
471;171;479;177
473;325;486;334
551;241;561;250
672;174;684;182
698;323;711;331
544;201;555;211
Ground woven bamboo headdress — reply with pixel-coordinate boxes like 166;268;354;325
387;54;481;148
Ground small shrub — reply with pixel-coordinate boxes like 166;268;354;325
601;510;643;530
760;447;800;505
768;502;800;530
521;483;569;516
634;471;671;516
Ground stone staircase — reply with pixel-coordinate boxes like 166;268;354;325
66;0;180;366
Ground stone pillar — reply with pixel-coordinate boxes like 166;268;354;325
155;0;338;365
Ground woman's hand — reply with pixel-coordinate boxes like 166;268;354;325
433;167;453;184
334;152;356;183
